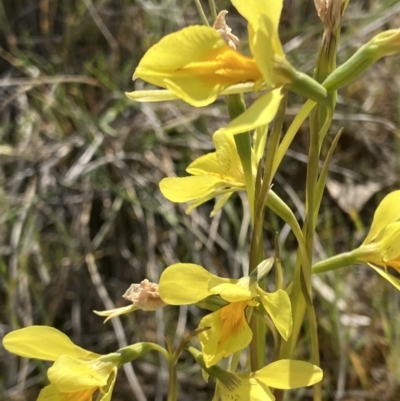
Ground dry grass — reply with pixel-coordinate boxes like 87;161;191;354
0;0;400;400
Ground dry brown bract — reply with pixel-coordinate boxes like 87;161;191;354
213;10;239;50
123;279;166;311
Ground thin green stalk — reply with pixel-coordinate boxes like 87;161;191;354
194;0;210;26
266;191;309;269
312;250;359;274
227;94;255;223
272;100;316;177
249;95;287;369
264;91;287;187
314;128;343;223
208;0;217;21
167;363;178;401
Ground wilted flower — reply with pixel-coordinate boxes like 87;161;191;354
94;279;166;322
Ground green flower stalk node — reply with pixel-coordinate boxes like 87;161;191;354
323;29;400;92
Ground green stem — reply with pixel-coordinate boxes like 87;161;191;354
248;94;288;371
167;362;178;401
312;250;359;274
194;0;210;26
272;100;316;177
117;342;169;365
227;94;255;224
208;0;217;21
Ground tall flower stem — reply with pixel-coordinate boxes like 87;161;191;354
226;94;255;224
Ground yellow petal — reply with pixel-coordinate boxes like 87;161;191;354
207;280;253;302
125;89;179;102
93;305;139;323
252;14;283;85
48;355;114;392
186;152;222;176
213;130;244;183
3;326;98;361
159;176;224;202
254;125;268;165
257;288;292;340
218;89;282;136
99;369;118;401
38;385;95;401
133;25;261;107
363;190;400;244
216;374;274;401
199;301;252;367
37;385;63;401
231;0;283;32
211;192;235;217
255;359;323;389
380;221;400;265
126;82;261;104
369;264;400;291
159;263;215;304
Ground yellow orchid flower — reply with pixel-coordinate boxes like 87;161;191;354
312;191;400;291
159;129;256;216
188;346;323;401
3;326;119;401
159;263;292;368
357;190;400;290
129;0;286;107
213;359;323;401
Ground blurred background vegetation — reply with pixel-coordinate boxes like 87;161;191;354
0;0;400;400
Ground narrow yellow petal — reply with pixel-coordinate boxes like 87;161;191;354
256;359;323;389
199;301;252;367
126;83;261;104
125;89;179;102
99;369;118;401
159;263;215;304
218;89;282;136
254;124;268;165
211;192;235;217
3;326;97;361
252;14;283;84
159;176;223;203
213;130;244;183
93;305;139;323
369;264;400;291
231;0;283;32
48;355;114;392
363;190;400;244
257;288;292;340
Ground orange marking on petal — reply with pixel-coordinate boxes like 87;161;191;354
181;48;262;86
217;301;249;350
